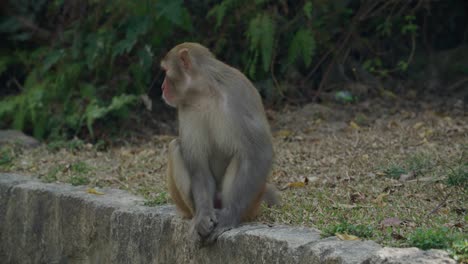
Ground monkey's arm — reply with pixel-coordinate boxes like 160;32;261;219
181;149;218;239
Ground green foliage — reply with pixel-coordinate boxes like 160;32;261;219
69;175;90;186
246;13;276;76
43;166;61;183
382;153;433;179
407;227;453;250
0;147;15;168
84;94;137;138
383;164;407;179
288;29;316;67
0;0;195;140
207;0;235;30
1;1;466;139
144;192;169;206
449;239;468;263
70;161;91;174
446;164;468;187
47;139;85;152
322;221;374;238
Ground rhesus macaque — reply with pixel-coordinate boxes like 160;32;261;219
161;42;277;244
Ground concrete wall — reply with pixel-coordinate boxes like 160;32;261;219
0;173;454;264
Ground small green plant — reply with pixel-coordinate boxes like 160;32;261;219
69;175;90;186
321;221;374;238
406;153;432;175
70;161;91;174
383;164;407;179
47;139;85;152
446;164;467;187
382;153;433;179
144;192;169;207
449;239;468;263
407;227;452;250
0;147;14;168
42;165;63;183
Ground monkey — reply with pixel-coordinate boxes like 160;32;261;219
161;42;278;244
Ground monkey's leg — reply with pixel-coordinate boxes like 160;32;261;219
242;183;280;220
203;150;273;244
240;184;265;221
167;139;194;218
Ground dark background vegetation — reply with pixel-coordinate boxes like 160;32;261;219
0;0;467;141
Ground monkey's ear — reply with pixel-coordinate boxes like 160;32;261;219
178;48;191;70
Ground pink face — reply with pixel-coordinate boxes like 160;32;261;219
161;67;176;107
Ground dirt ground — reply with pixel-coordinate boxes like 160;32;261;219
1;98;466;248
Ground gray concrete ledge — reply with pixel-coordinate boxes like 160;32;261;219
0;173;455;264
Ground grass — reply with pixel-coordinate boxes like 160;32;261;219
143;191;169;207
382;152;434;179
449;239;468;263
47;139;85;152
321;221;374;238
447;164;468;187
407;227;453;250
2;100;467;255
0;146;14;168
69;175;90;186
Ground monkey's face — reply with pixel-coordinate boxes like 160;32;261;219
160;59;184;108
160;48;194;108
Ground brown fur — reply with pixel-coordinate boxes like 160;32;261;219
161;42;278;244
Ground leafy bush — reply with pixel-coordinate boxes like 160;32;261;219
1;0;467;140
407;227;453;250
0;0;193;139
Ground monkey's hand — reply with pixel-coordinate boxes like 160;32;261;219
192;210;217;240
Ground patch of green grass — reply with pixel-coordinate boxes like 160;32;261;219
69;175;90;186
42;165;63;183
354;113;369;126
47;139;85;152
144;192;169;207
407;227;453;250
70;161;91;174
406;153;433;175
383;164;407;179
0;147;14;168
321;221;374;239
449;239;468;263
382;153;433;179
446;164;467;187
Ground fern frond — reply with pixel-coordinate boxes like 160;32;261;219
207;0;234;29
287;28;315;67
246;13;276;73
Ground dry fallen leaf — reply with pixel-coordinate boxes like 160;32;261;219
336;233;360;241
274;129;293;138
373;193;389;207
349;121;361;130
413;122;425;130
87;188;104;195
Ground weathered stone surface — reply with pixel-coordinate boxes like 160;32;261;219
0;173;456;264
368;247;456;264
0;130;40;147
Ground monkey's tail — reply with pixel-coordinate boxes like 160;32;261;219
263;183;280;207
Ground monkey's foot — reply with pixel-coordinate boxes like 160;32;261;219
192;211;217;239
201;225;233;246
